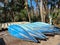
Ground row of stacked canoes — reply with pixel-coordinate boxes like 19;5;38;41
8;22;60;43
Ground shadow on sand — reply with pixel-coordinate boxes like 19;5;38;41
0;38;6;45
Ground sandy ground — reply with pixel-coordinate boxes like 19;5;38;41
0;31;60;45
41;35;60;45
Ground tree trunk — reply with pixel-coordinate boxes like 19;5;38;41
40;0;44;22
43;0;48;22
35;0;41;21
4;0;8;22
36;0;41;21
25;0;31;22
30;0;34;19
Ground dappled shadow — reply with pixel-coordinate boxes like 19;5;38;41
0;38;6;45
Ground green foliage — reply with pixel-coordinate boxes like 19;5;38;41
0;0;27;22
7;0;25;11
0;0;60;23
50;9;59;19
20;9;28;21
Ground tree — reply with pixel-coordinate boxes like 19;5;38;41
7;0;25;22
25;0;31;22
40;0;44;22
3;0;8;22
35;0;41;21
35;0;46;22
30;0;33;18
0;0;26;22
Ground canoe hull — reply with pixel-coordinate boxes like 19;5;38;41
8;24;38;43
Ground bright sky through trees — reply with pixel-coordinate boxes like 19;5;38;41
28;0;36;10
0;2;4;7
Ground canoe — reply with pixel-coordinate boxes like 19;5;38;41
33;22;60;35
52;27;60;35
15;24;47;40
8;24;38;43
24;23;54;35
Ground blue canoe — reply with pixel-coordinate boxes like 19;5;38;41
52;27;60;35
33;22;60;35
14;24;47;40
8;24;38;43
24;23;54;35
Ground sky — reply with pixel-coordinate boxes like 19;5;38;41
0;2;4;7
0;0;11;7
0;0;36;8
28;0;36;10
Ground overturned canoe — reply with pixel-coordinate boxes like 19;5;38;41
24;23;54;35
13;24;47;40
33;22;60;35
52;27;60;35
8;24;38;43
